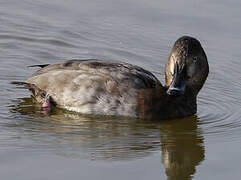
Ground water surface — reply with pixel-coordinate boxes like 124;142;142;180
1;0;241;179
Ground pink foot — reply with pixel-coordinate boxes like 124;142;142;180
42;101;51;108
41;102;51;115
41;94;52;114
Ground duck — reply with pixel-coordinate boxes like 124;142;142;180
15;36;209;120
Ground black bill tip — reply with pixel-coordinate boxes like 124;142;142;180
166;87;184;96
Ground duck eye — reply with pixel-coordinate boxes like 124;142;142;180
193;57;198;63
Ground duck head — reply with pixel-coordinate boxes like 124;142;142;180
165;36;209;96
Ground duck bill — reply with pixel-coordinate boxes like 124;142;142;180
167;64;187;96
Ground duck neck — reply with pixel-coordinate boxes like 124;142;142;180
170;92;197;118
137;86;197;120
161;88;197;119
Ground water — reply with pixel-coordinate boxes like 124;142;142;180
1;0;241;179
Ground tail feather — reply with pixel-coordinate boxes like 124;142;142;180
28;64;50;68
11;81;48;104
11;81;29;86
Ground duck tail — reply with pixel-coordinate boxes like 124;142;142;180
11;81;48;104
11;81;29;86
27;64;50;68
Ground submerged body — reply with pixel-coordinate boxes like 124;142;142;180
23;36;209;120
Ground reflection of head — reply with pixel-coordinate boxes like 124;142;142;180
160;116;205;180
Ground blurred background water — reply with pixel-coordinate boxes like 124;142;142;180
1;0;241;179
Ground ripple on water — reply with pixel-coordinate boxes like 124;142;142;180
197;70;241;143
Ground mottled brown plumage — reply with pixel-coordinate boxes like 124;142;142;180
14;36;209;120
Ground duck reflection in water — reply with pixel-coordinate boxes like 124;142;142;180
10;98;204;179
160;116;204;180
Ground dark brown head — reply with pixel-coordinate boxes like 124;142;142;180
165;36;209;96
